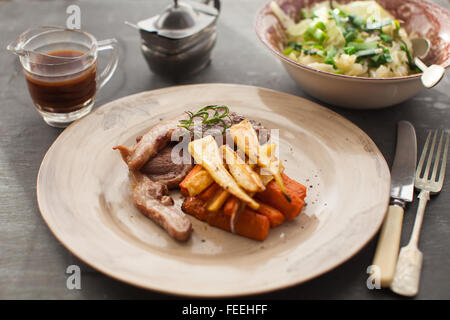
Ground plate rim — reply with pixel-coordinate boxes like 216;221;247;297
36;83;391;297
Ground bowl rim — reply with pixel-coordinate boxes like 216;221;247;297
254;0;450;82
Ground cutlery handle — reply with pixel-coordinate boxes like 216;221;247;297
390;245;423;296
372;205;404;287
390;190;430;296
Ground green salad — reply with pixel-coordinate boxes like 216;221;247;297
271;1;419;77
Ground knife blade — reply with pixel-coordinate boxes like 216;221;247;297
372;121;417;288
390;121;417;204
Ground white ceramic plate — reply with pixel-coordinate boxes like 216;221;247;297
37;84;390;297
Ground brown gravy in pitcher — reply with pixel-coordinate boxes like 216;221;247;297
25;50;97;113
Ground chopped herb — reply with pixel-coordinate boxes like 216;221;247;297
283;47;294;55
324;46;339;69
301;9;309;19
303;48;327;57
304;21;328;44
347;41;378;51
348;14;366;28
314;28;327;43
344;42;377;55
380;34;392;43
301;9;318;19
356;48;382;57
384;49;393;62
369;48;393;67
315;21;326;31
344;30;357;43
312;43;325;50
287;41;303;51
344;46;357;55
303;49;322;56
348;13;392;31
365;19;393;31
284;42;303;55
336;6;349;15
305;21;326;33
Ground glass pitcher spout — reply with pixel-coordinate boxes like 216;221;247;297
7;26;54;55
6;29;27;56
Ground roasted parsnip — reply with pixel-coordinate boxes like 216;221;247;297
222;145;264;193
230;120;291;201
179;164;215;197
188;135;259;210
207;189;231;212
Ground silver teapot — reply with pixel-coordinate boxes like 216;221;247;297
129;0;220;79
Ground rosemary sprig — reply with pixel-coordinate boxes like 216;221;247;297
178;105;232;134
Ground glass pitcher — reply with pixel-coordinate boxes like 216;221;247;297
7;26;119;127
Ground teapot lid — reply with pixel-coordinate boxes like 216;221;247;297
137;0;219;39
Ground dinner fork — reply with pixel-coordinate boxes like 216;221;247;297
390;130;449;297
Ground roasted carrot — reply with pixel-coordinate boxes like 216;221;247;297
255;202;285;227
282;172;307;200
181;195;270;241
223;196;240;216
179;164;203;196
235;209;270;241
255;173;306;221
181;196;208;221
206;209;270;241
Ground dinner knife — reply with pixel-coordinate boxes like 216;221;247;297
372;121;417;288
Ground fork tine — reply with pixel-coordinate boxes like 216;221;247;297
416;131;432;179
431;130;444;181
422;130;438;180
438;132;449;185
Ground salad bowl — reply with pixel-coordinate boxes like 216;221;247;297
255;0;450;109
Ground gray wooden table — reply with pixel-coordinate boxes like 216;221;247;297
1;0;449;299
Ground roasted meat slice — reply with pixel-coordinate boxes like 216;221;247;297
140;145;193;189
131;172;192;241
113;114;188;171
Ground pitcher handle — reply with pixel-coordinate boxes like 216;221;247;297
96;38;119;92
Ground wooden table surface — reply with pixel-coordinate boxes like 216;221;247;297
0;0;449;299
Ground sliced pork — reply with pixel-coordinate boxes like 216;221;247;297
131;172;191;241
113;113;188;171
